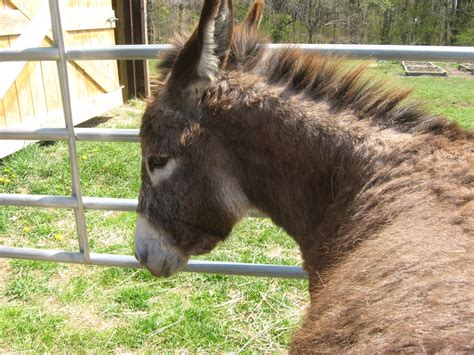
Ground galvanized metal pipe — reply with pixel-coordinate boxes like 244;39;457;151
74;128;139;142
0;47;59;61
82;197;137;211
64;44;474;62
0;194;266;218
0;194;137;211
0;44;473;62
0;193;78;209
66;44;173;60
0;246;307;279
0;128;139;142
0;128;69;141
49;0;89;260
267;43;474;62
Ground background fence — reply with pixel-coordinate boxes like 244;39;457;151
1;0;473;280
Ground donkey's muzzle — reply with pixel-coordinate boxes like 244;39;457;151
134;216;188;277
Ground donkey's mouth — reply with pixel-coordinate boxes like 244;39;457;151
134;216;188;277
137;248;187;278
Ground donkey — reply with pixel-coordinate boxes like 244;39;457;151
135;0;474;352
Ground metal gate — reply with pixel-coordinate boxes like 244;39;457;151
1;0;473;279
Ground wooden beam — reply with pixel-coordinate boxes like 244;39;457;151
0;9;28;36
62;8;117;31
7;0;119;94
114;0;130;100
0;2;52;99
6;0;42;18
0;8;117;36
0;88;124;159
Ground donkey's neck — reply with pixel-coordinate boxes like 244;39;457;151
206;82;392;269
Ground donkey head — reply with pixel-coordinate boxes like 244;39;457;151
135;0;264;277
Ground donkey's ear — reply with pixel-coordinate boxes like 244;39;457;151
167;0;233;98
243;0;265;30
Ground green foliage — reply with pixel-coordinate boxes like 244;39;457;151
453;18;474;46
270;14;292;43
146;0;474;45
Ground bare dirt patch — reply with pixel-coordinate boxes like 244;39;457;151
440;64;474;79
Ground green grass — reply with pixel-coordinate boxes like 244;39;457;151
1;63;473;352
365;61;474;129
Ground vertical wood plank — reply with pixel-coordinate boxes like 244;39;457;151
115;0;129;100
27;61;48;120
63;0;91;107
88;29;106;88
2;83;22;126
40;38;62;117
15;64;35;121
78;29;102;97
67;14;100;105
0;36;8;126
68;62;91;114
102;28;120;90
41;61;62;116
104;28;120;84
0;101;6;127
0;35;9;47
4;35;22;125
88;28;119;93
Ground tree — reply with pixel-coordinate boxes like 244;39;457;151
145;0;474;46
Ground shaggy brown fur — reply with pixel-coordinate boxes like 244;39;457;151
137;0;474;352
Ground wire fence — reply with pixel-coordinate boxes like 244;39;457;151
1;0;473;279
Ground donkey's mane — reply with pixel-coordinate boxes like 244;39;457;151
158;29;471;139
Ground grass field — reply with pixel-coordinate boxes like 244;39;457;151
1;61;473;352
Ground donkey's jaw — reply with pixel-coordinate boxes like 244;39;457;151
134;216;188;277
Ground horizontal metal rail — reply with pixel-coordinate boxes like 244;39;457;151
2;38;472;279
0;193;265;217
269;44;474;62
0;246;306;279
0;193;137;211
0;47;59;61
0;128;139;142
0;44;473;62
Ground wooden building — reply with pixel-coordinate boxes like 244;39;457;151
0;0;147;158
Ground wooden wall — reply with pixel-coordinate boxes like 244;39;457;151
0;0;123;158
113;0;148;100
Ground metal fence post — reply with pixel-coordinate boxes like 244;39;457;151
49;0;90;261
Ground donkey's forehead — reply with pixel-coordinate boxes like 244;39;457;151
140;102;206;155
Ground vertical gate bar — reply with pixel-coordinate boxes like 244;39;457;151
49;0;90;261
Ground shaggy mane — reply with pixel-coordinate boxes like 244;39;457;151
158;28;472;139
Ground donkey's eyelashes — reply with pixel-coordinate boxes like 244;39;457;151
148;156;170;171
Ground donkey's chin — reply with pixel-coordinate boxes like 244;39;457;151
134;216;189;278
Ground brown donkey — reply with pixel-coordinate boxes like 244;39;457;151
135;0;473;352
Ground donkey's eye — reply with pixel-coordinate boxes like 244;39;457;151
147;156;170;171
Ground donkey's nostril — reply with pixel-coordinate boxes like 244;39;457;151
134;243;148;265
